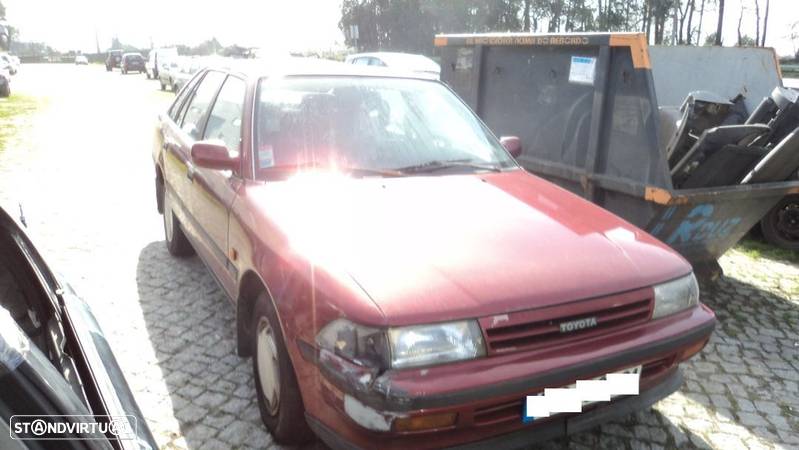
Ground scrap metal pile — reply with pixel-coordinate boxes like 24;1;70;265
663;86;799;189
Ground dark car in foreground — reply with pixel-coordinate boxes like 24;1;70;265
105;50;122;71
0;206;156;450
121;53;145;74
152;59;715;449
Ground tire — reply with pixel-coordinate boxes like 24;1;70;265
0;83;9;98
162;191;195;257
160;81;166;91
252;294;313;445
760;194;799;250
106;65;111;72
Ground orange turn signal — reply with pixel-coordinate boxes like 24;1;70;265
394;412;457;432
679;337;710;361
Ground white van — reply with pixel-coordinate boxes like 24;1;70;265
145;47;178;79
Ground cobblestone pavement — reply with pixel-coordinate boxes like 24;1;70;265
1;65;797;449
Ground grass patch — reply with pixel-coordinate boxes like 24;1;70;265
0;94;44;149
734;238;799;264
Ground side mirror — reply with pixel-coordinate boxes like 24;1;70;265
500;136;522;158
191;141;240;173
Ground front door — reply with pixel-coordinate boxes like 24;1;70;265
189;74;247;296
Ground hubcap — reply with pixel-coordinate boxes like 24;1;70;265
256;318;281;415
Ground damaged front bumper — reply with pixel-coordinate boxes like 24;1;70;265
297;306;714;449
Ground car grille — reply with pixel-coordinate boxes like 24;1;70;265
480;287;653;354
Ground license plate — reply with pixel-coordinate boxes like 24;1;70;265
524;365;641;421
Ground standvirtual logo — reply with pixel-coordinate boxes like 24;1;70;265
10;415;137;441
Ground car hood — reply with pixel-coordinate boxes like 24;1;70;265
252;170;689;325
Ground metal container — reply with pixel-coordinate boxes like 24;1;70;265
436;32;799;278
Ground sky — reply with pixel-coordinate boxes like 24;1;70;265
3;0;798;56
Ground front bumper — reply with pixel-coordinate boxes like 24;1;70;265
309;368;684;450
301;305;715;449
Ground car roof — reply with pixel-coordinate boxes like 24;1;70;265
123;52;143;57
205;57;437;81
346;52;441;72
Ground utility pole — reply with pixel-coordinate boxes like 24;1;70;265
95;28;100;54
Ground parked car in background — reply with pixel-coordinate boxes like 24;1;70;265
171;57;202;93
105;49;123;71
146;47;178;79
0;67;10;97
0;52;17;75
152;59;715;449
158;56;182;91
0;205;157;449
345;51;441;78
74;54;89;65
121;52;145;74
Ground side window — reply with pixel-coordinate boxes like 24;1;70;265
168;74;198;122
203;76;246;152
180;71;226;140
353;57;368;66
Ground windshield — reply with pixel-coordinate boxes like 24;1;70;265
254;76;514;179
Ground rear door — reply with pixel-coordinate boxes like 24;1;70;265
188;75;247;296
161;70;226;243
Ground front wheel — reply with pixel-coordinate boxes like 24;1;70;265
0;83;10;98
761;194;799;250
252;294;313;444
162;191;195;257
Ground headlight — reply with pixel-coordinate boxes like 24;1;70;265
653;273;699;319
388;320;485;369
316;319;389;368
316;319;486;370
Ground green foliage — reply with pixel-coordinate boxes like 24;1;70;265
339;0;685;53
736;35;757;47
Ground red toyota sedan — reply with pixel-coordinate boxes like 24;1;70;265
152;59;715;449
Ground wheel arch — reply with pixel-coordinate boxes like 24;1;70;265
237;269;270;357
155;165;165;214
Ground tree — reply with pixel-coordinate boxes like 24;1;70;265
703;31;718;45
760;0;770;46
754;0;760;45
736;35;756;47
696;0;706;45
714;0;724;45
0;0;5;20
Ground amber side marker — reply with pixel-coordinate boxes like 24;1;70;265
394;412;457;432
680;337;710;361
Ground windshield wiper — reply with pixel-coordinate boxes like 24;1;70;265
395;159;502;174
